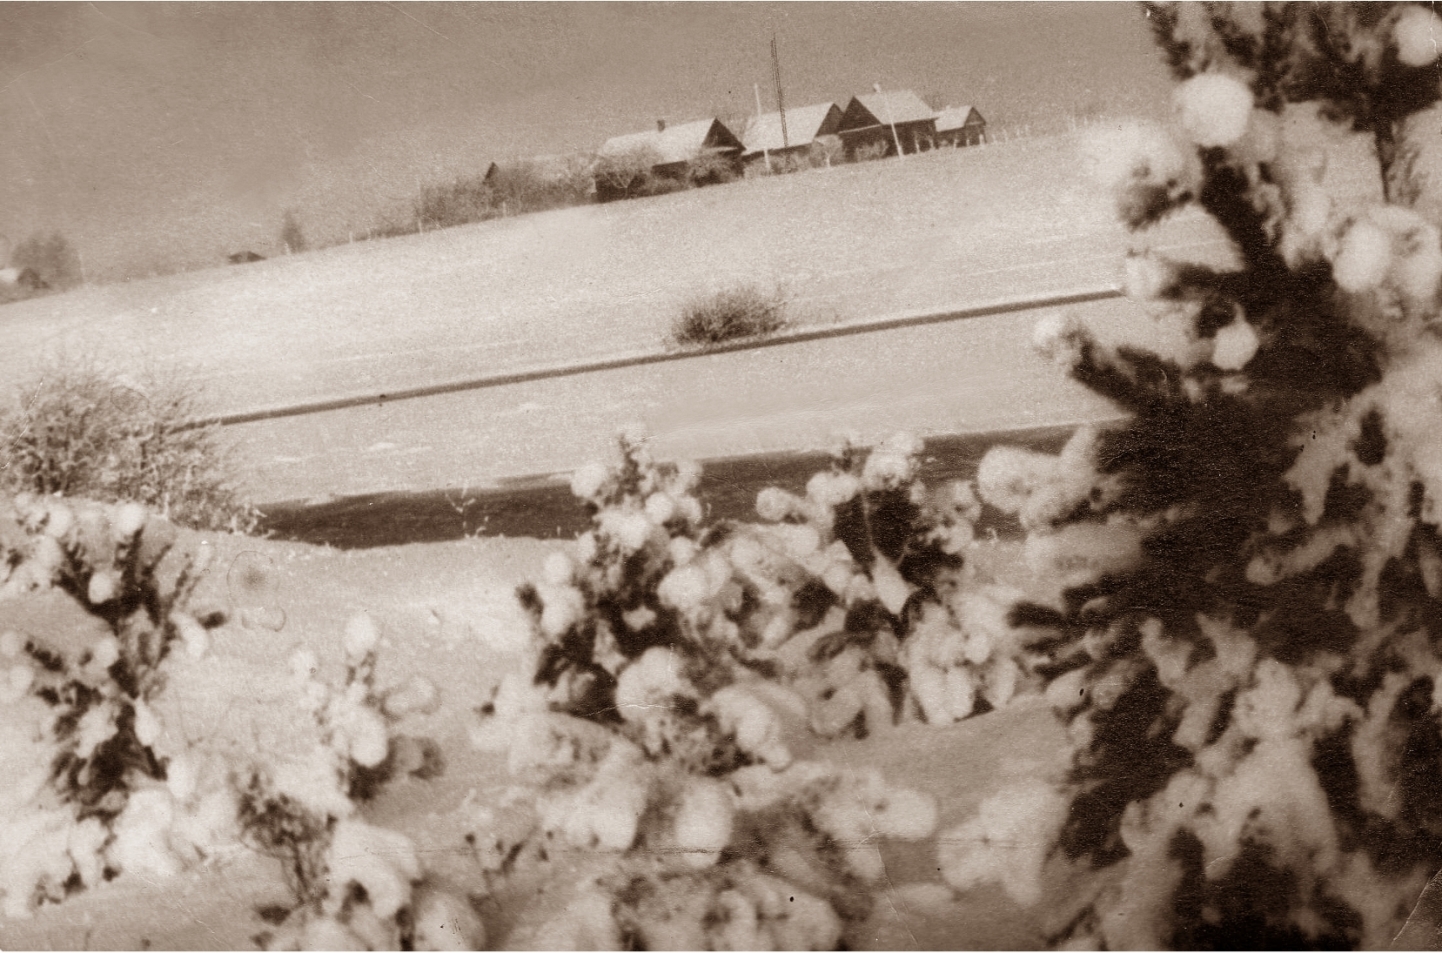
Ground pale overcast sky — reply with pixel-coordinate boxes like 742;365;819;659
0;3;1173;281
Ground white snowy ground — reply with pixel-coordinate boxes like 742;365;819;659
0;115;1394;948
0;135;1127;419
0;132;1232;506
0;525;1083;950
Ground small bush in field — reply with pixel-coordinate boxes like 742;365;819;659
752;432;1046;731
685;149;740;188
671;286;788;347
594;144;666;203
241;614;473;952
0;490;462;939
470;432;956;947
0;359;257;533
0;496;236;918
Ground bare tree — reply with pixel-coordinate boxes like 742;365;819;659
592;144;663;202
12;231;82;291
686;148;740;187
416;176;495;230
280;210;308;255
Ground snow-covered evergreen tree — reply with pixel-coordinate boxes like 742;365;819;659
972;3;1442;947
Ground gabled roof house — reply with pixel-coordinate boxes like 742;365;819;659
935;105;988;147
599;119;743;174
835;89;938;158
740;102;844;169
595;118;744;200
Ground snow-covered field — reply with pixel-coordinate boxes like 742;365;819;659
0;138;1200;947
0;135;1128;418
0;134;1229;502
0;131;1241;507
0;115;1399;949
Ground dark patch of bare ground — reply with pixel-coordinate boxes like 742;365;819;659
258;424;1078;548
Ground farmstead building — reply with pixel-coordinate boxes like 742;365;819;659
835;89;938;159
740;102;844;173
934;105;988;147
594;118;744;200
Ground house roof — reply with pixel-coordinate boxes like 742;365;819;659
598;118;742;165
935;106;985;133
848;90;936;127
741;102;842;155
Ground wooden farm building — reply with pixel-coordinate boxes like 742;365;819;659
935;106;988;147
836;90;938;159
740;102;844;172
594;118;744;200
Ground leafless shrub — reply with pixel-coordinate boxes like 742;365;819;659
671;285;788;347
0;355;258;532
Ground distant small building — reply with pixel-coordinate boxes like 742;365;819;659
740;102;844;173
836;90;938;159
935;106;988;148
228;251;266;265
595;118;744;200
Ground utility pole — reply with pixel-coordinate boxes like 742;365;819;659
754;83;771;172
874;82;905;159
772;35;789;150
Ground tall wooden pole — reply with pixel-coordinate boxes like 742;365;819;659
874;82;905;159
772;35;789;150
754;83;771;172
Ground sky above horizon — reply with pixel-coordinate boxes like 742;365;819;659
0;3;1175;281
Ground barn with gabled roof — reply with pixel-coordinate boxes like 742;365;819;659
740;102;844;172
835;89;938;159
594;118;744;199
935;105;988;147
